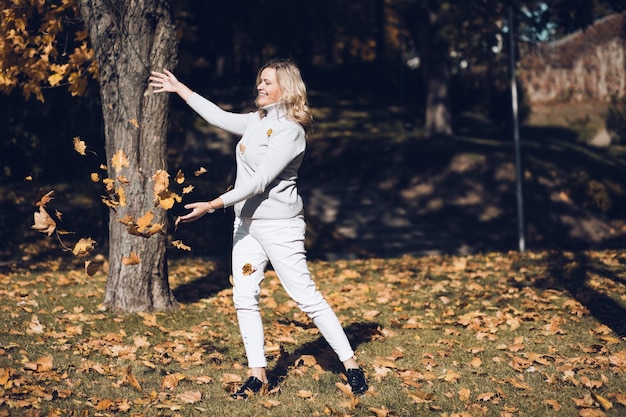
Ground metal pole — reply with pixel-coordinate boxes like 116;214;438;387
509;5;526;252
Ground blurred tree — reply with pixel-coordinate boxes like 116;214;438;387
392;0;624;136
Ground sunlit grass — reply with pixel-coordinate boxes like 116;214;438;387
1;250;625;416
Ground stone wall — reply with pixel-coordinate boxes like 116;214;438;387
518;13;626;104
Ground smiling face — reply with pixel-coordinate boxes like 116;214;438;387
256;67;283;107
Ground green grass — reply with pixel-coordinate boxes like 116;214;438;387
1;250;625;416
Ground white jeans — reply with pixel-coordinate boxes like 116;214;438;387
231;215;355;368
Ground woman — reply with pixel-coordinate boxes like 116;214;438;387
149;59;368;399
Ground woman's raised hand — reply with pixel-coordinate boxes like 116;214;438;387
149;69;180;94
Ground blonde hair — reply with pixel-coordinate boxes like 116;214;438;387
256;58;313;135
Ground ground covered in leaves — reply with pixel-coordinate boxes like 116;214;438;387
1;250;625;416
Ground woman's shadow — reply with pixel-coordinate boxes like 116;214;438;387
265;321;381;385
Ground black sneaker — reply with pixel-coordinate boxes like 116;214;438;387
231;376;267;399
346;368;368;396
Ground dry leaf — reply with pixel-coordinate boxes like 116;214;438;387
72;237;96;256
175;170;185;184
35;190;55;207
242;263;257;276
172;240;192;251
32;206;57;236
111;150;129;174
73;137;87;155
194;167;207;176
122;251;140;265
85;260;101;276
296;390;314;399
136;211;155;233
177;391;201;404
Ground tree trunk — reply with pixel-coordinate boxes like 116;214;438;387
77;0;178;312
423;55;453;137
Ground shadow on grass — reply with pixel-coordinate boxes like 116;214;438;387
3;95;626;264
267;322;381;384
544;251;626;337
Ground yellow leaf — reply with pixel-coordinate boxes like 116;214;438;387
72;237;96;256
117;185;126;207
469;357;482;368
152;169;169;197
143;224;164;237
176;391;201;404
335;381;354;397
194;167;207;176
73;136;87;155
122;251;140;265
35;190;55;207
128;118;139;128
260;399;281;408
368;406;390;417
591;391;613;411
175;170;185;184
136;211;154;233
48;72;64;86
182;185;194;194
32;206;56;236
296;390;314;399
172;240;191;251
90;172;100;182
117;175;130;185
458;387;471;401
111;150;129;174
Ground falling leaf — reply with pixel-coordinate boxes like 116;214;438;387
117;185;126;207
128;118;139;128
122;251;140;265
32;206;57;236
152;169;170;198
182;185;194;194
73;136;87;155
175;170;185;184
72;237;96;256
35;190;55;207
85;260;101;276
136;211;155;233
172;240;191;251
194;167;207;176
91;172;100;182
117;175;130;185
111;150;129;174
267;128;273;137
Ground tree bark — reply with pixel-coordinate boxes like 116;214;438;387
77;0;178;312
423;53;453;137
